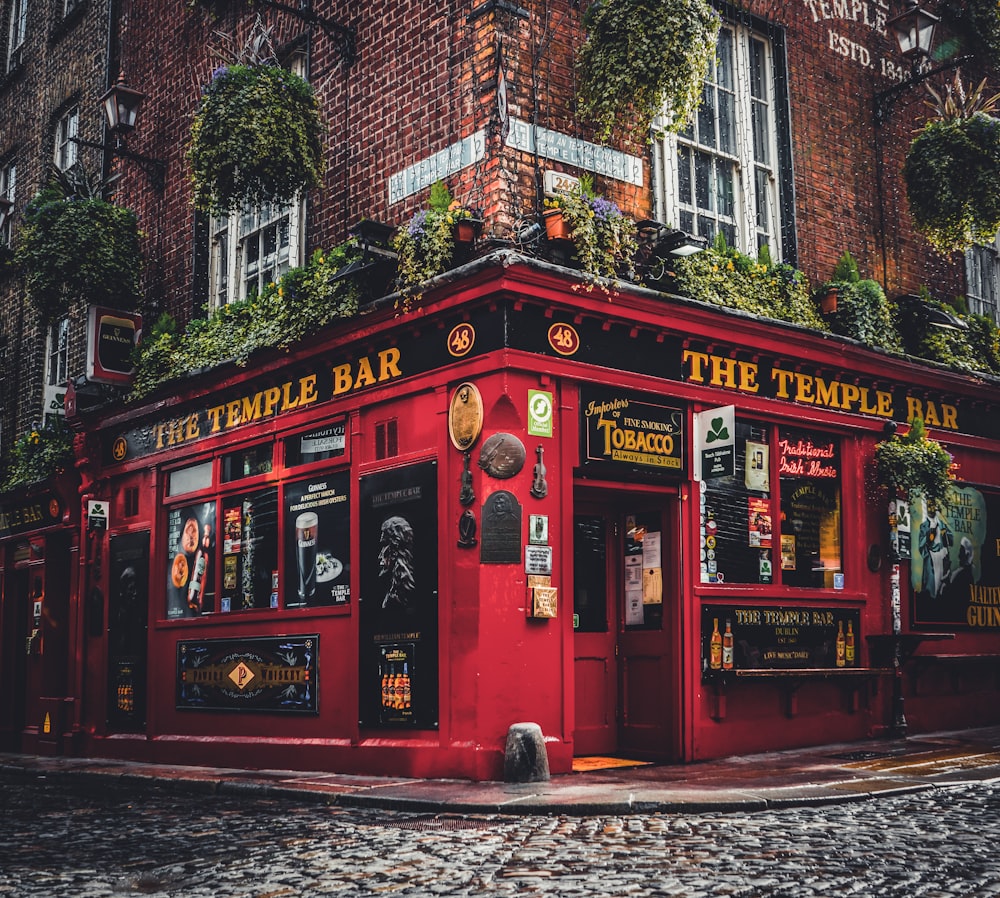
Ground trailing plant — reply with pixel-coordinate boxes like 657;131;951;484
962;312;1000;374
904;75;1000;253
391;181;477;291
893;289;984;374
1;417;74;491
874;416;954;507
824;276;902;351
543;177;637;281
576;0;720;141
670;233;827;330
129;244;360;400
15;165;142;323
188;61;324;213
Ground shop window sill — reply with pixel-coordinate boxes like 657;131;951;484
706;667;886;720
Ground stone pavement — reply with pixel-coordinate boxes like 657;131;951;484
2;726;999;816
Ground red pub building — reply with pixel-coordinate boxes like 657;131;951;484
1;0;999;780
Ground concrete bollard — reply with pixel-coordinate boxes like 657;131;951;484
503;722;550;783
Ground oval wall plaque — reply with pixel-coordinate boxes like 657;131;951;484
478;432;526;479
448;382;484;451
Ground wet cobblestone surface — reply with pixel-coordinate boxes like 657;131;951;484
1;779;998;897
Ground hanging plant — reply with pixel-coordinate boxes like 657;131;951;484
576;0;720;141
874;416;954;507
14;166;142;324
903;75;1000;254
188;62;324;213
2;417;74;491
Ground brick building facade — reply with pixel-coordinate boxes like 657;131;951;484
2;1;999;778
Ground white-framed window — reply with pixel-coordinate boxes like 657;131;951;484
54;107;79;172
43;316;69;423
966;240;1000;324
654;21;786;258
208;55;306;310
7;0;26;72
210;200;300;308
0;161;14;247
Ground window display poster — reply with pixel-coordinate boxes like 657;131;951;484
284;472;351;607
745;440;769;491
912;486;1000;629
748;497;772;548
108;531;149;730
222;488;278;611
359;462;438;729
166;501;217;618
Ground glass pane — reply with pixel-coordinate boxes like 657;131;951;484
717;91;736;155
677;146;692;205
623;511;663;631
778;428;842;588
167;461;213;497
222;444;273;482
695;151;712;211
697;86;716;149
680;210;694;234
755;168;770;230
717;163;735;218
752;100;770;165
221;488;279;612
574;515;608;632
720;221;737;248
716;28;734;90
263;223;277;262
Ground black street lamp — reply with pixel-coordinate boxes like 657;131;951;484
72;72;166;190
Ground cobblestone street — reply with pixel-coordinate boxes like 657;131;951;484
1;778;998;897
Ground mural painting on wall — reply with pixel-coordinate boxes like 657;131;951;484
359;462;439;729
912;487;1000;630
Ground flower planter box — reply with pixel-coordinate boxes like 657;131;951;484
453;218;484;244
544;208;571;242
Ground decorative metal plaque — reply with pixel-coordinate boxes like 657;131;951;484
448;382;484;451
480;490;522;564
478;433;526;479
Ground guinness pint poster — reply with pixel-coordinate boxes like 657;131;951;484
359;462;438;729
912;486;1000;630
284;472;351;607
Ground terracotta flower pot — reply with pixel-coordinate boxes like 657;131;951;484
453;218;483;244
544;208;571;242
819;286;839;315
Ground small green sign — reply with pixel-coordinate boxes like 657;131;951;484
528;389;553;437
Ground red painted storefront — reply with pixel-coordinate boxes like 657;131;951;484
5;256;999;780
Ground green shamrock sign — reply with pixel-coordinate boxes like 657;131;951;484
705;417;730;443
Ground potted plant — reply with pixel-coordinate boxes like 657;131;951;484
391;181;479;290
188;61;324;213
15;165;142;323
904;74;1000;253
874;416;954;507
815;251;860;314
1;418;74;491
815;252;901;350
543;177;638;280
575;0;720;141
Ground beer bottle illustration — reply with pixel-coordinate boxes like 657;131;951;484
187;523;212;613
845;620;855;666
710;618;723;670
836;620;846;667
722;619;734;670
401;663;412;710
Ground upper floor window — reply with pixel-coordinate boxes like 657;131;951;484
54;107;78;171
43;316;69;424
7;0;26;72
965;240;1000;324
0;161;14;247
210;200;299;308
655;20;790;259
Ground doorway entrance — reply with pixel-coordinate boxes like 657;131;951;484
573;488;679;759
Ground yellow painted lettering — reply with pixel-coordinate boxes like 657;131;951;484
299;374;318;406
906;396;923;422
354;357;376;389
814;377;839;408
185;414;200;441
241;392;262;423
738;361;759;393
841;383;861;410
794;372;815;403
710;356;738;388
378;348;402;381
225;400;242;429
683;350;710;383
941;403;957;430
877;391;893;417
332;363;353;396
261;387;281;418
923;400;941;427
772;368;795;398
206;405;225;433
281;380;300;411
